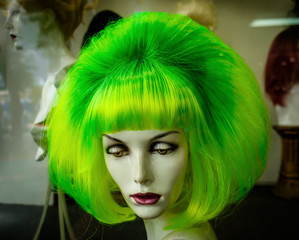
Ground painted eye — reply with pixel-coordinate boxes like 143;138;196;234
106;145;128;158
152;142;178;155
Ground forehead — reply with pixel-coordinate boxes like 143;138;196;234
8;0;42;14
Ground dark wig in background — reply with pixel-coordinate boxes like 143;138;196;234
81;10;122;48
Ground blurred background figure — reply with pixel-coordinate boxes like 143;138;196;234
2;0;88;160
176;0;216;31
0;0;96;205
4;0;90;160
265;0;299;125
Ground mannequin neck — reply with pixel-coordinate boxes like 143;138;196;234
143;213;174;240
143;214;217;240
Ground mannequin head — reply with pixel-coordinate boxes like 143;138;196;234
265;26;299;106
4;0;88;49
103;129;188;220
48;12;269;229
4;0;43;49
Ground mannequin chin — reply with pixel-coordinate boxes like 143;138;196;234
103;129;188;220
5;0;43;50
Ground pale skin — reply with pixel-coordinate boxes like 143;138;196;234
103;129;217;240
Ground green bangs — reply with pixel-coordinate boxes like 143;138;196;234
84;58;199;134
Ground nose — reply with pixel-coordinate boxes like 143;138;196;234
134;152;153;184
4;14;13;31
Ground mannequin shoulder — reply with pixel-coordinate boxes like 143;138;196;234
163;223;217;240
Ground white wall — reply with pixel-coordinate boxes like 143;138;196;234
0;0;293;205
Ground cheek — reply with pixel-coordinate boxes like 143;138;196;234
105;158;132;189
167;155;188;204
22;22;40;38
153;152;187;188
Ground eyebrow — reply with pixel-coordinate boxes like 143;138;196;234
149;131;180;141
103;131;180;143
103;134;124;143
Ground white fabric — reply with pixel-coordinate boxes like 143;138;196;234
34;74;57;124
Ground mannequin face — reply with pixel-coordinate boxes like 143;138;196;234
103;129;188;219
4;0;42;50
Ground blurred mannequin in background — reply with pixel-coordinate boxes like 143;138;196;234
265;26;299;125
176;0;216;31
4;0;96;160
265;0;299;125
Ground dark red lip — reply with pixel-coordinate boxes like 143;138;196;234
131;193;161;205
10;34;17;40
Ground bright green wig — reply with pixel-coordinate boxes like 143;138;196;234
48;12;270;230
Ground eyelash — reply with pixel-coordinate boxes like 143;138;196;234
106;142;178;158
151;143;178;155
